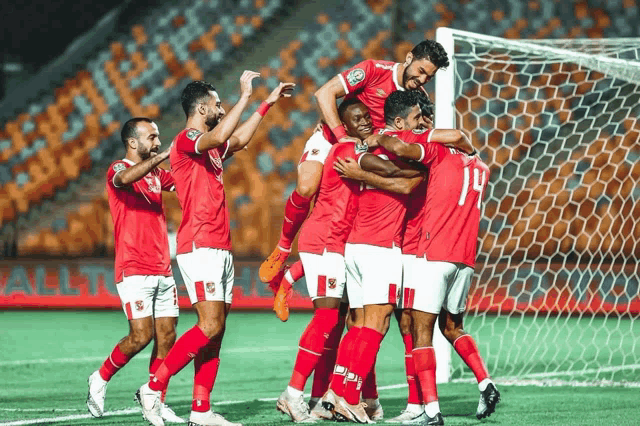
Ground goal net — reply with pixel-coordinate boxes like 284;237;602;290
435;28;640;386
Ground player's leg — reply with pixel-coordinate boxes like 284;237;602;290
260;130;331;282
88;276;155;417
274;260;305;321
277;251;344;423
439;265;499;419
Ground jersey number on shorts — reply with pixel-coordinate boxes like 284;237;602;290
458;166;486;209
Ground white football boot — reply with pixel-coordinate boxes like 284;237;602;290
135;383;165;426
309;397;334;420
188;410;242;426
162;403;186;423
333;396;373;424
363;398;384;421
385;404;426;424
276;389;318;423
86;370;108;417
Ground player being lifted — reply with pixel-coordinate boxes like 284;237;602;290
323;91;474;424
371;116;500;425
87;118;182;424
276;97;424;423
135;75;294;426
259;40;450;283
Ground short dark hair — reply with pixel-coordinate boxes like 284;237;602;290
338;97;364;121
416;90;434;118
181;80;216;118
121;117;153;149
411;40;450;69
384;91;420;126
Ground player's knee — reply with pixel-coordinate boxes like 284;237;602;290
398;311;412;336
198;318;226;339
156;326;177;347
439;320;462;343
295;182;317;198
130;327;154;349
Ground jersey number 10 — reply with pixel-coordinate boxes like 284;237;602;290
458;166;486;209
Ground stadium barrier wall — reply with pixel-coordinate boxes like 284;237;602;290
1;260;638;314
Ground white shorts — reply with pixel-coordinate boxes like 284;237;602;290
116;274;179;320
345;243;403;308
399;254;419;309
299;250;346;300
299;130;332;165
176;247;235;305
408;259;474;314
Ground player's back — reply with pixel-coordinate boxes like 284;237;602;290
420;148;490;268
298;142;361;255
169;128;231;255
347;146;408;249
339;59;403;129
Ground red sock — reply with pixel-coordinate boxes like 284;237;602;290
453;334;489;383
98;344;131;381
413;347;438;404
344;327;384;405
192;338;222;412
329;326;361;396
311;315;344;398
281;260;305;292
403;333;422;405
149;356;168;402
278;190;312;250
361;362;378;399
289;308;340;391
149;326;209;392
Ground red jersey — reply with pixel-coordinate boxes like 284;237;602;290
402;177;427;256
416;142;490;268
339;59;404;129
170;128;232;255
298;142;361;255
106;159;174;282
347;132;413;248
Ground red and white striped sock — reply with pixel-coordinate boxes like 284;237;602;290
403;333;423;405
453;334;490;389
343;327;384;405
311;315;344;398
149;356;168;402
413;346;439;416
98;344;131;381
329;326;361;396
192;338;222;412
278;191;312;251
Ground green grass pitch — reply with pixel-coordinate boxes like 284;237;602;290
0;310;638;425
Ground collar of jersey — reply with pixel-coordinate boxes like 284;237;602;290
393;63;404;92
121;158;135;165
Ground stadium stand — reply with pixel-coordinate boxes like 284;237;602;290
4;0;640;259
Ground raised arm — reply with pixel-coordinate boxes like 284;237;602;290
196;70;260;153
429;129;474;154
227;82;295;154
113;149;169;187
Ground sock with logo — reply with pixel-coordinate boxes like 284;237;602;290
311;314;345;398
149;326;209;392
278;191;312;250
343;327;384;405
98;344;132;381
329;326;361;396
289;308;340;391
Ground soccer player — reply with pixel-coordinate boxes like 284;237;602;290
276;97;424;423
135;75;294;426
87;118;183;424
324;91;473;424
373;118;500;425
259;40;450;283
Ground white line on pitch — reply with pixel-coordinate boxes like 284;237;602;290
0;346;295;367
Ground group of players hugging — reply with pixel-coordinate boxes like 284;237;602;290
84;39;500;426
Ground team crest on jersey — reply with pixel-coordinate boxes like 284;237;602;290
206;281;215;294
347;68;365;86
135;300;144;311
355;142;369;154
186;129;201;141
113;163;126;173
376;88;387;97
144;176;161;193
328;278;337;289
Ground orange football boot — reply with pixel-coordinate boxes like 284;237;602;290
259;246;290;282
274;275;293;322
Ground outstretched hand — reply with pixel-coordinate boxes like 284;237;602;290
265;82;296;105
239;70;261;98
333;156;364;181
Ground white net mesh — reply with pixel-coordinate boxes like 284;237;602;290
447;32;640;384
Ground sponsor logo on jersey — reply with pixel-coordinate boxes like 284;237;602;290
113;163;126;173
206;281;215;294
311;148;320;155
186;129;201;140
135;300;144;311
144;176;161;193
375;63;394;71
346;68;365;86
412;128;428;134
328;278;337;289
376;88;387;97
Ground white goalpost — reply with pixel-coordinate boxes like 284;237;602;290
434;27;640;385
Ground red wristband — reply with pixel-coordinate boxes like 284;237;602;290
331;125;347;140
257;101;271;117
